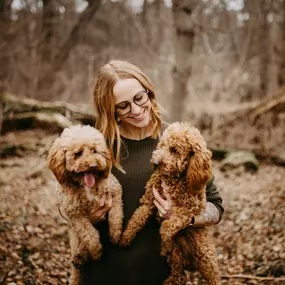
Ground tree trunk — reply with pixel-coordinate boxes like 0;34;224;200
277;0;285;87
0;0;11;21
0;0;12;91
171;0;196;122
244;0;270;96
42;0;57;63
267;0;283;96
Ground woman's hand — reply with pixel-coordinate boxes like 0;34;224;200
89;194;112;224
153;181;173;219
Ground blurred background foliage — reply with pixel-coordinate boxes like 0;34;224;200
1;0;285;150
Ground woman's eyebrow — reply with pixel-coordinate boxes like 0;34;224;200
116;89;145;104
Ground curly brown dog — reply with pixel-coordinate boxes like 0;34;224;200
120;122;220;285
47;125;123;285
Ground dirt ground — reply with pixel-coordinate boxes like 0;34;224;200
0;129;284;285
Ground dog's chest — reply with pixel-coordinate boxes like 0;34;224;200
84;184;109;203
84;186;96;201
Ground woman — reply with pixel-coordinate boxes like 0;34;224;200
80;60;224;285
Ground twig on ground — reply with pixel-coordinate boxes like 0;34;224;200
221;274;285;281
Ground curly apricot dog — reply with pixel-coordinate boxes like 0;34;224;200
47;125;123;285
120;122;220;285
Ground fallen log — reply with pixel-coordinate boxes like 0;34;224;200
3;112;73;133
249;86;285;122
1;93;94;117
209;145;285;167
0;93;95;133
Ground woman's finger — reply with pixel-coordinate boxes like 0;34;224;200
95;205;109;218
163;188;172;207
153;187;168;208
153;200;166;215
100;194;106;207
106;195;113;208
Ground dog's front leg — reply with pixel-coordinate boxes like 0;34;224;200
160;209;191;256
69;229;82;285
73;218;102;260
120;184;156;247
108;190;123;244
69;228;89;268
120;203;155;247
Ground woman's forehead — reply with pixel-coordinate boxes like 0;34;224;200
113;78;144;103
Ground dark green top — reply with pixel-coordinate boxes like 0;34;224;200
80;135;223;285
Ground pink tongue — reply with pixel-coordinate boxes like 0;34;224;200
84;173;95;188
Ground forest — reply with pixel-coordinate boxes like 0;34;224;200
0;0;285;284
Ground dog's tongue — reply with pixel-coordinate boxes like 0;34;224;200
84;173;95;188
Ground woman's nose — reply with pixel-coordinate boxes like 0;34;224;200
130;102;141;114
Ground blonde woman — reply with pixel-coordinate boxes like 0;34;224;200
80;60;224;285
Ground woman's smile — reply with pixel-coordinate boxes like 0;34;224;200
129;109;146;120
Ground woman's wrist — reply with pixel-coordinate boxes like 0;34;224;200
190;202;220;227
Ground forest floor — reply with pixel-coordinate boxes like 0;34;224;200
0;129;284;285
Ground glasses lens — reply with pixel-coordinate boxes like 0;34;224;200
116;103;131;116
134;91;149;106
115;90;149;116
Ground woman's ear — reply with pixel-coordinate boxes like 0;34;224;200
47;137;67;184
186;148;212;192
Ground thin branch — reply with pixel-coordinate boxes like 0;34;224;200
222;274;285;281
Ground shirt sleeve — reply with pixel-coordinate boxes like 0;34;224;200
206;176;224;223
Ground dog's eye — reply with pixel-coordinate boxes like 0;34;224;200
189;150;195;157
93;149;97;154
74;150;83;158
170;147;178;154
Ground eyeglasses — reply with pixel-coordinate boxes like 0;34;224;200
115;90;150;116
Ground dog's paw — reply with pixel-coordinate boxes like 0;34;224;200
72;254;88;268
89;245;103;260
110;234;121;245
163;275;186;285
160;245;172;257
119;237;131;247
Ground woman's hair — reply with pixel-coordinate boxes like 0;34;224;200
93;60;162;170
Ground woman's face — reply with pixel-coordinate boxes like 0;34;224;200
113;78;152;129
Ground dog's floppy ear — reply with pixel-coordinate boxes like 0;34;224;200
47;137;67;184
186;148;212;192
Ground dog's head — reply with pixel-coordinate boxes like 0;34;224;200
151;122;212;192
47;125;112;188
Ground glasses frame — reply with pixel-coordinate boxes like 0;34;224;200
115;89;150;117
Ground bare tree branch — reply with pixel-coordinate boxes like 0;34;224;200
37;0;102;92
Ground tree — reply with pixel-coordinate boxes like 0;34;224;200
41;0;57;63
37;0;102;98
278;0;285;87
0;0;12;91
171;0;197;121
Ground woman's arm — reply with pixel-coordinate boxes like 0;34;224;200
190;202;220;227
191;176;224;227
153;176;224;227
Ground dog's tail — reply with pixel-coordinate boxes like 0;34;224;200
175;228;197;272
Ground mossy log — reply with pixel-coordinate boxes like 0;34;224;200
0;93;95;133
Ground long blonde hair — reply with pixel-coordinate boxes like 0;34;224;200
93;60;162;170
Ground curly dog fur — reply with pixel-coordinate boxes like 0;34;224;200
120;122;220;285
47;125;123;285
